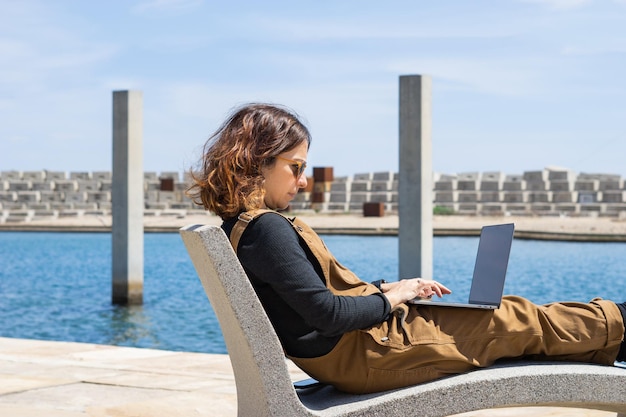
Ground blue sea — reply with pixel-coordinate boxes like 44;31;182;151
0;232;624;354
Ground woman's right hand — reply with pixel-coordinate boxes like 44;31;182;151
381;278;451;309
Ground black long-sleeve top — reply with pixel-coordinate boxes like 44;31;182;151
222;213;391;358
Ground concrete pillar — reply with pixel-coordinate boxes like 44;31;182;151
112;90;144;305
398;75;433;280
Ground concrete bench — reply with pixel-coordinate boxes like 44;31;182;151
179;224;626;417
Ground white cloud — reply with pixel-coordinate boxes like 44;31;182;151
1;1;625;177
561;43;626;55
518;0;592;10
386;58;541;97
132;0;204;15
244;14;523;42
0;3;118;93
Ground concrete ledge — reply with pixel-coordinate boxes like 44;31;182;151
2;213;626;242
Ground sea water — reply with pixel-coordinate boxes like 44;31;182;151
0;232;624;354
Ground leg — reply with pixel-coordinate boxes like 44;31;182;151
357;296;624;393
412;296;624;366
292;296;625;394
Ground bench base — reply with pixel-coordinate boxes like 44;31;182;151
295;362;626;417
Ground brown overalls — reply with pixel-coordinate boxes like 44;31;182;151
231;210;624;394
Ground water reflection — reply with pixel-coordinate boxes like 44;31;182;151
101;305;160;348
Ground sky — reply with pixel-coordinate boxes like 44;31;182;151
1;0;625;179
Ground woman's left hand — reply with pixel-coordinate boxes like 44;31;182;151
380;278;452;308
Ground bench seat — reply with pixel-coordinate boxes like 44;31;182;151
180;224;626;417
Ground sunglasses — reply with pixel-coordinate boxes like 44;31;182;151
276;156;307;178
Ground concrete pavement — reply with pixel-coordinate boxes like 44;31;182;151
0;337;620;417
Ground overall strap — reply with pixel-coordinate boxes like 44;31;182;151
229;209;287;253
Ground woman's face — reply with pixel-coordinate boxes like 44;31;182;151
261;141;309;210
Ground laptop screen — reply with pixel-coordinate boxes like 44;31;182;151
468;223;515;306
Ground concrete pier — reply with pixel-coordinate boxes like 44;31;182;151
112;90;144;305
398;75;433;280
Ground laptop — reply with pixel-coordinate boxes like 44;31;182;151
408;223;515;310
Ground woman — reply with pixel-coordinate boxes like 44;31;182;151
187;103;626;394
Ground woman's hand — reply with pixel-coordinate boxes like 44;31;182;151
380;278;452;309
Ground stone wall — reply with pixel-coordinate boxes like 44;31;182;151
292;167;626;217
0;170;195;223
2;167;625;223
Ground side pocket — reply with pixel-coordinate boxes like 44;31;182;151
362;304;412;349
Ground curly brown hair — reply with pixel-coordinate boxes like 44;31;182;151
186;103;311;220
